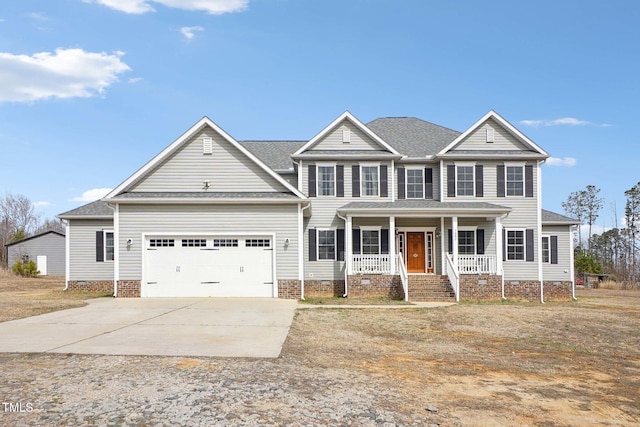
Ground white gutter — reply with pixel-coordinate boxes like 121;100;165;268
336;210;348;298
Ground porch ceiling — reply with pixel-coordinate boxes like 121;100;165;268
338;200;511;217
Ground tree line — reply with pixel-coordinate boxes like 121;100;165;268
563;182;640;283
0;193;65;265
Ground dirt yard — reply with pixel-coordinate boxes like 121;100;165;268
0;273;638;425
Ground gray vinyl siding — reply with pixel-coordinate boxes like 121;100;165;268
68;219;115;281
442;160;540;280
132;129;286;193
280;172;297;188
309;120;382;151
7;233;65;275
302;160;393;280
451;118;529;151
395;163;441;201
542;225;573;281
118;204;299;280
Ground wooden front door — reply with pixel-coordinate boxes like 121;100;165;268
406;232;426;273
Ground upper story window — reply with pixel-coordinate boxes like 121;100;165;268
406;169;424;199
456;165;474;196
506;166;524;196
361;165;379;196
317;165;335;196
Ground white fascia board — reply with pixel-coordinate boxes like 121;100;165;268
338;208;511;217
105;117;307;200
57;215;114;220
292;111;401;156
437;110;550;157
112;198;310;205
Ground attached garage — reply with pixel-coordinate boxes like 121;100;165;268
143;235;275;297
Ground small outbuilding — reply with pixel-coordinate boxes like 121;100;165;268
5;230;66;276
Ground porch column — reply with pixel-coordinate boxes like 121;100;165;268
452;216;459;269
389;216;396;274
346;215;353;274
441;217;445;274
495;216;503;276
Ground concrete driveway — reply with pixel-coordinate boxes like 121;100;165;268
0;298;298;358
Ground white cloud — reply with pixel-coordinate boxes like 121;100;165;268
128;77;143;83
545;157;577;167
71;188;113;202
84;0;248;14
519;117;609;128
34;201;52;207
0;48;131;103
29;12;49;21
180;25;204;40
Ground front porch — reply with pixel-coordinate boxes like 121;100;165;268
338;200;511;302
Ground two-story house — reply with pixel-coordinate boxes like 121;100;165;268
58;111;578;302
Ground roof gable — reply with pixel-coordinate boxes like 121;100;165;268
5;230;65;248
293;112;400;156
438;111;549;157
106;117;305;199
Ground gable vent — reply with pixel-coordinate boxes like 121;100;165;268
486;127;494;143
342;128;351;143
202;136;213;155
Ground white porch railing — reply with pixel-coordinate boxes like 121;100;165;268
445;253;460;302
458;255;497;275
396;253;409;301
352;254;392;274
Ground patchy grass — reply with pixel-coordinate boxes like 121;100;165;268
0;272;111;322
299;296;412;305
283;288;640;426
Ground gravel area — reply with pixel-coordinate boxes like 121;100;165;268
0;353;446;426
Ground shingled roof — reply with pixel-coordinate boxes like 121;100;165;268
366;117;461;158
58;200;114;219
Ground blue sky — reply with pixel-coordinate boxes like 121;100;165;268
1;0;638;233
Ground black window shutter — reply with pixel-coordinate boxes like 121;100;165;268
352;165;360;197
550;235;558;264
397;167;405;199
352;229;361;254
308;228;317;261
336;165;344;197
476;229;485;255
526;229;535;262
381;229;389;254
425;168;433;199
497;165;505;197
447;229;453;254
96;231;104;262
525;165;534;197
475;164;483;197
447;164;456;197
380;165;388;197
337;228;345;261
502;228;506;261
308;165;316;197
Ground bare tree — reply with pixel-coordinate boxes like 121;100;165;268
584;185;603;249
562;190;587;248
34;218;66;235
0;193;41;264
624;182;640;281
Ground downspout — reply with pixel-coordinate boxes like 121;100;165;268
336;211;348;298
113;203;119;298
570;225;577;300
299;202;311;300
63;220;70;291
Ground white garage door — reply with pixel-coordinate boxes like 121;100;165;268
143;236;274;297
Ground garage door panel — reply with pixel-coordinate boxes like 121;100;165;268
143;236;274;297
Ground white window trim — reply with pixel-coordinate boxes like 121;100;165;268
104;230;115;262
405;167;425;200
505;228;526;261
455;163;476;197
316;162;336;197
504;162;525;197
360;226;381;255
317;228;337;261
360;163;380;197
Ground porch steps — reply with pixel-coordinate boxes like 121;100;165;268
408;275;456;302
